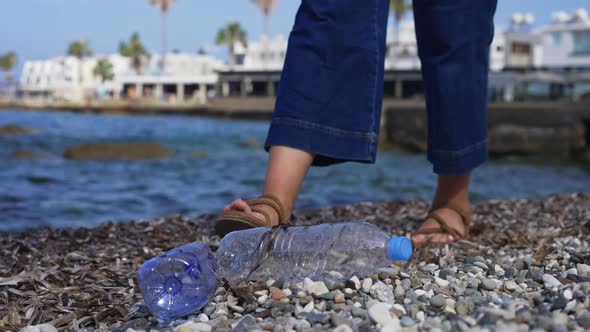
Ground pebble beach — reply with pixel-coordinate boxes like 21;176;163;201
1;193;590;331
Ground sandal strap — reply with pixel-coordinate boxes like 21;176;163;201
431;202;472;228
413;203;471;240
245;194;290;225
427;211;465;240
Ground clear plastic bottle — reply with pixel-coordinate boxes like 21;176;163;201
216;222;412;285
138;222;412;320
137;242;219;321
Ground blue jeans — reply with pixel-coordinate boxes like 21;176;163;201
265;0;497;174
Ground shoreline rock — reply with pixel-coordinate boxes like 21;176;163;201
63;142;172;160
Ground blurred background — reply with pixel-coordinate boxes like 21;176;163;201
0;0;589;232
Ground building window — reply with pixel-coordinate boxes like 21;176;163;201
551;32;562;45
572;30;590;55
511;42;531;55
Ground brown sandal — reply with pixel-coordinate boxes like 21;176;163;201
411;202;471;245
214;194;290;237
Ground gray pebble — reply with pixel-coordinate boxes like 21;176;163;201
351;307;367;318
439;268;455;280
400;316;416;327
481;278;499;291
400;279;412;291
430;294;446;308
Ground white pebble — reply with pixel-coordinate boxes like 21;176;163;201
257;294;268;305
434;277;449;288
175;322;211;332
565;300;577;312
21;325;57;332
380;319;402;332
362;278;373;293
577;264;590;277
368;302;394;326
504;281;519;291
563;289;573;300
349;276;361;290
542;274;562;288
494;264;505;276
416;311;425;322
303;278;329;295
332;325;353;332
392;303;406;315
303;301;314;313
197;313;209;322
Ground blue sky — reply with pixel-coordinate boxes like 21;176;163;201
1;0;588;73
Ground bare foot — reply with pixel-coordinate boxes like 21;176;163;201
411;205;469;245
223;199;280;226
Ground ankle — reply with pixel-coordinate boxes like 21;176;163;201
263;192;294;219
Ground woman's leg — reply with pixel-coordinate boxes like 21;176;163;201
411;0;497;244
224;0;391;223
224;146;314;226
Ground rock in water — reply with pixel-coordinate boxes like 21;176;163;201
10;150;43;159
0;124;38;135
63;142;172;160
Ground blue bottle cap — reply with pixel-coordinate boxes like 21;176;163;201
387;237;413;261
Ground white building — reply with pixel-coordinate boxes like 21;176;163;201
384;19;510;72
385;21;421;70
539;8;590;68
19;53;223;102
117;53;223;102
233;34;288;71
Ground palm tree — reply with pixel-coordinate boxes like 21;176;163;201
93;58;114;82
149;0;175;72
215;22;248;66
119;33;150;74
0;52;17;96
250;0;278;37
67;40;93;84
390;0;412;39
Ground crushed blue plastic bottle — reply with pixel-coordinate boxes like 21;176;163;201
137;242;219;321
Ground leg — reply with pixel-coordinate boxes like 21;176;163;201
224;146;313;226
411;0;497;244
220;0;391;233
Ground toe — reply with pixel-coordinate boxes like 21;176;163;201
412;233;454;245
227;199;249;212
411;234;426;245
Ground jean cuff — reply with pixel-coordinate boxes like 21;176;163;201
428;139;489;174
265;117;378;166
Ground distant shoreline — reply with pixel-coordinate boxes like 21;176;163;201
2;98;590;162
0;97;278;120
